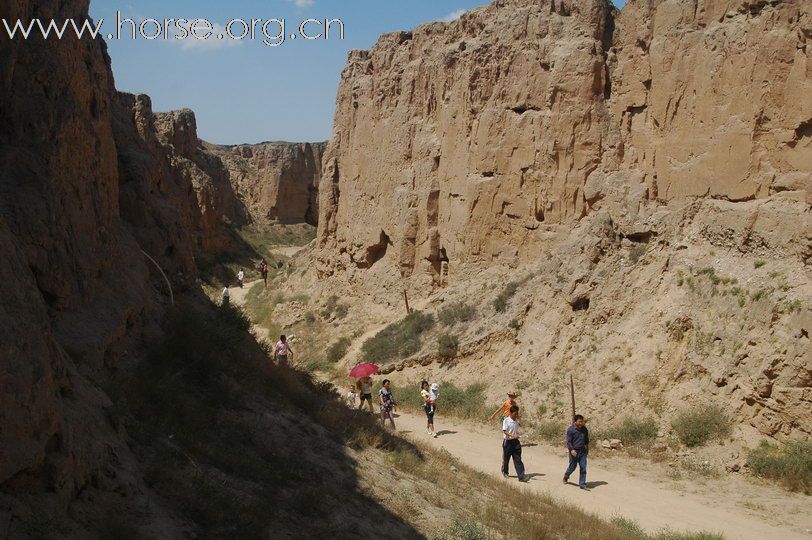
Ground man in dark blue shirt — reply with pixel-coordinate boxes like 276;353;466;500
564;414;590;490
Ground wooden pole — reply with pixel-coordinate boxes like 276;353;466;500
403;290;411;315
570;374;576;422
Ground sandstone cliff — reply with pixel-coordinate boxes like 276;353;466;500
318;0;810;278
313;0;811;441
0;0;247;532
210;141;326;226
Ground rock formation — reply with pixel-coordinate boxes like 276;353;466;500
0;0;247;531
314;0;811;440
317;0;811;279
211;141;326;226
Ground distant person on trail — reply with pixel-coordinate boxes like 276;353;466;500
237;269;245;289
378;379;397;429
420;381;437;438
346;385;357;408
489;391;520;425
274;335;292;365
358;376;374;412
502;405;528;482
221;286;230;307
564;414;590;490
260;260;269;288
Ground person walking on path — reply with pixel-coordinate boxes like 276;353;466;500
489;391;520;426
273;335;293;365
357;376;375;413
564;414;590;490
378;379;397;429
221;286;230;307
260;261;269;288
420;381;437;438
502;405;527;482
237;269;245;289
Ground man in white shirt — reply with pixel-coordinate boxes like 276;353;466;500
502;405;528;482
237;269;245;288
221;287;230;307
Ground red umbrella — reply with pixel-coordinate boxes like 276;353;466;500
349;363;380;379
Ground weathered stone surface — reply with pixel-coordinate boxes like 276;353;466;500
311;0;812;443
211;141;326;226
317;0;811;281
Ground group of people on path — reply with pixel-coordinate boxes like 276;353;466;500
346;382;591;490
491;390;591;489
221;260;271;306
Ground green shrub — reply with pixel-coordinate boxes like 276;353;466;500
438;333;460;359
493;281;520;313
747;439;812;494
671;405;732;447
439;302;476;326
536;404;547;417
508;319;521;330
534;420;566;443
360;311;435;363
325;337;352;363
432;519;489;540
600;417;659;445
754;259;767;269
439;382;488;419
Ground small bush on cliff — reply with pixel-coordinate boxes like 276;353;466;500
671;405;732;447
493;281;520;313
437;333;460;359
747;439;812;494
439;302;476;326
361;311;435;363
325;336;352;363
599;417;659;446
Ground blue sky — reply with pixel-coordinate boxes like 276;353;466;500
90;1;623;144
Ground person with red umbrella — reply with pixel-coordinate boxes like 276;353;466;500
350;363;379;413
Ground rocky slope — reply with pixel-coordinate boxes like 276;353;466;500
313;0;811;441
211;141;326;226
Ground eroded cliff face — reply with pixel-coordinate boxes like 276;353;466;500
0;0;241;532
211;141;326;226
317;0;810;280
312;0;811;440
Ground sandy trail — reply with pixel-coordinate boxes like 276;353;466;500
229;280;269;340
392;412;810;540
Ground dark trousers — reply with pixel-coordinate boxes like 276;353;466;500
565;450;588;487
502;439;525;479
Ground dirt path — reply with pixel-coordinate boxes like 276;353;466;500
229;280;269;340
393;412;811;540
230;273;810;539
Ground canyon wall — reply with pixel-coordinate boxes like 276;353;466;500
0;0;247;530
313;0;811;441
211;141;326;226
317;0;811;281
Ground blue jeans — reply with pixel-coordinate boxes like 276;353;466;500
502;439;525;479
565;450;588;487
